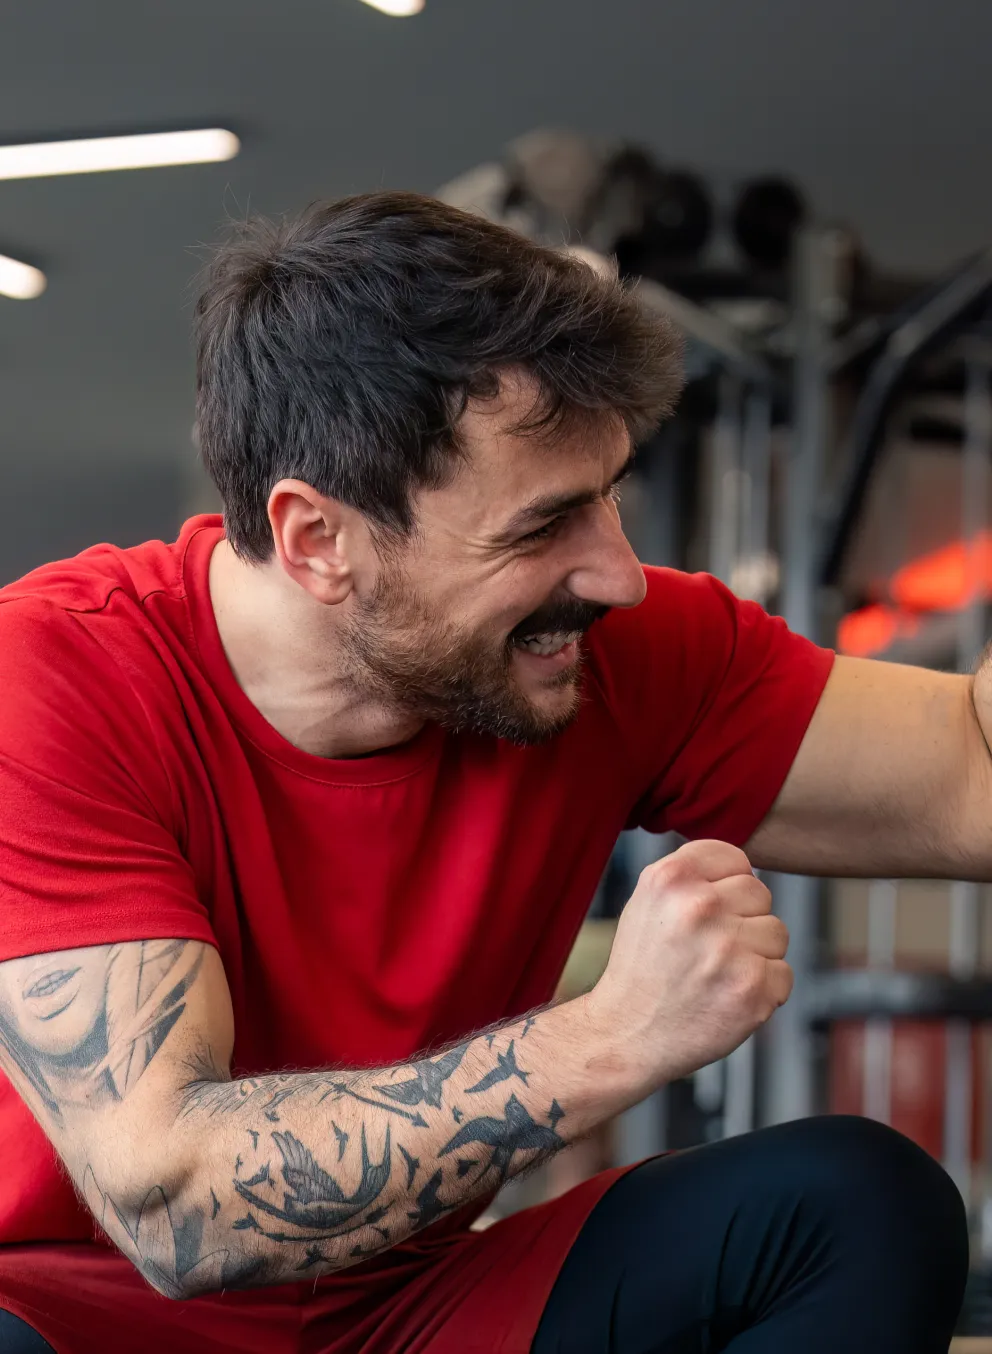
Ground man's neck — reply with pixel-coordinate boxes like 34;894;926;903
207;538;424;760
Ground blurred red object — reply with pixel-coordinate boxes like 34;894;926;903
837;531;992;657
891;531;992;612
829;1013;989;1162
837;604;919;657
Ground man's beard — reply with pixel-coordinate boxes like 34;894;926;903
341;568;608;746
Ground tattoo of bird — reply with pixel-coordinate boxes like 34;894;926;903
398;1144;420;1189
372;1045;466;1110
331;1121;349;1161
210;1189;221;1219
407;1169;456;1228
456;1158;476;1178
235;1127;391;1234
232;1213;262;1232
247;1129;259;1149
521;1017;538;1039
296;1245;329;1270
438;1094;564;1184
465;1040;529;1094
241;1163;271;1189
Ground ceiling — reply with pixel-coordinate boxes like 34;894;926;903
2;0;992;573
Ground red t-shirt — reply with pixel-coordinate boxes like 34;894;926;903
0;516;833;1353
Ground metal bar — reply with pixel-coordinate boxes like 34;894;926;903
807;970;992;1023
819;252;992;588
708;373;743;585
763;227;843;1125
945;358;992;1205
863;880;897;1126
634;277;776;389
723;1038;756;1137
721;395;774;1136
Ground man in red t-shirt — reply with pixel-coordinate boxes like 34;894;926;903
0;193;977;1353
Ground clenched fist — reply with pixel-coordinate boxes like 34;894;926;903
586;840;792;1098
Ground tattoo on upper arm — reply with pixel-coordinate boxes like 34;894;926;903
0;941;204;1122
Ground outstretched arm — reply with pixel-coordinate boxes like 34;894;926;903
745;653;992;879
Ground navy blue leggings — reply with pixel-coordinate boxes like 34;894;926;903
532;1115;969;1353
0;1309;52;1352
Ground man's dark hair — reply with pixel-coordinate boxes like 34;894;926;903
194;191;684;564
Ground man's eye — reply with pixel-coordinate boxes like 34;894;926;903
522;516;565;544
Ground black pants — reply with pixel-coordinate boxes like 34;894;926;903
532;1115;969;1353
0;1310;52;1353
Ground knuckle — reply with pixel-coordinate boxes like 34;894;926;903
647;852;694;889
683;887;722;927
747;876;773;911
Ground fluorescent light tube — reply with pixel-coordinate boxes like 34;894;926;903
0;254;46;300
359;0;425;14
0;129;240;182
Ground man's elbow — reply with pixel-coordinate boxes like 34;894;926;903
79;1156;223;1300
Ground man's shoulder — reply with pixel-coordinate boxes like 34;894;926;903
0;527;191;620
0;526;204;733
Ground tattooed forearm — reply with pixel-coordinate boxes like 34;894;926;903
142;1005;591;1296
3;938;609;1302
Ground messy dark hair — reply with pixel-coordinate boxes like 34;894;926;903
194;190;684;563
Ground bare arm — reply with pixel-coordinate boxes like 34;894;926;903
0;939;625;1298
745;654;992;879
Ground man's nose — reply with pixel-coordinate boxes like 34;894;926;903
564;499;647;610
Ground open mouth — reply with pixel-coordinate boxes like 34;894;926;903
511;630;583;657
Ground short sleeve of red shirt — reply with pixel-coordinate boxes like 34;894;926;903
0;598;215;961
589;567;835;845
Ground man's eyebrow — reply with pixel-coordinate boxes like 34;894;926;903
497;451;638;540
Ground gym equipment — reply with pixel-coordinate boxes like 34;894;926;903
439;130;713;265
615;166;714;269
730;176;807;270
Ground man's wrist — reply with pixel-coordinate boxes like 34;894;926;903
551;991;646;1136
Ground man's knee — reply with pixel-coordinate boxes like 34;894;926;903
766;1115;969;1296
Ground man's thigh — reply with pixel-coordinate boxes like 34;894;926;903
531;1115;967;1354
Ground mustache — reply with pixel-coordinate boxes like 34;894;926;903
509;600;610;642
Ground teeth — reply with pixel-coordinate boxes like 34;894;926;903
514;630;581;657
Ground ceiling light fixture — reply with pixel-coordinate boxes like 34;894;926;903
0;128;240;183
0;253;46;300
359;0;425;15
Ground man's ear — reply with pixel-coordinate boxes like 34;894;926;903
267;480;357;604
